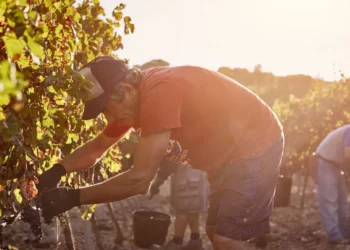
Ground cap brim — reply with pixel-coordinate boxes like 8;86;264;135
82;91;109;120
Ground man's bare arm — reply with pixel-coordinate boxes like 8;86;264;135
345;147;350;159
79;130;171;205
61;132;123;173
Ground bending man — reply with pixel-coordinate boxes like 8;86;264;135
38;56;284;250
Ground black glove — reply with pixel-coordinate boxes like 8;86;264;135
149;182;160;199
39;187;80;223
37;163;66;193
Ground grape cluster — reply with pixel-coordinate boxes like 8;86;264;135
21;205;43;241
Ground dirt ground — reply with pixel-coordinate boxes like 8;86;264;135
2;175;350;250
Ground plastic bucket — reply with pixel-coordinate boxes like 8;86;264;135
274;175;292;207
133;210;172;248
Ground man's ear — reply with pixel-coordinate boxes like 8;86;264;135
110;84;126;102
122;83;136;95
122;83;137;99
110;83;136;102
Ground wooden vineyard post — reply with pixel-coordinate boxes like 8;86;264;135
90;213;104;250
83;220;94;250
300;157;311;210
80;207;94;250
300;171;309;209
107;203;124;244
119;200;129;226
59;213;76;250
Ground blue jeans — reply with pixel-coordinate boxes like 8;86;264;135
316;159;350;241
206;137;284;241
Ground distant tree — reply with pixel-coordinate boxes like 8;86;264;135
254;64;262;73
135;59;169;70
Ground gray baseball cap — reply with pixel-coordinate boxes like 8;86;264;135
79;56;129;120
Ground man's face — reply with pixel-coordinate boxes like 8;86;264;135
103;83;139;126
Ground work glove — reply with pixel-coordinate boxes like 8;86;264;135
149;182;161;199
37;163;66;193
39;187;80;223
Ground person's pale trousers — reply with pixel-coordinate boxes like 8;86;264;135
316;159;350;241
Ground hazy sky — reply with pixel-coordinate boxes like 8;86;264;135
100;0;349;81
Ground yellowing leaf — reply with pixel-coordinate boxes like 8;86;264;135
0;109;5;121
0;95;10;106
55;24;63;36
73;12;81;22
28;10;38;21
26;35;44;59
3;36;24;59
17;55;29;68
53;2;61;10
113;11;123;21
81;204;96;220
124;16;131;23
14;189;22;203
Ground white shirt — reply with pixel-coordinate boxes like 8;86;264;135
316;125;350;164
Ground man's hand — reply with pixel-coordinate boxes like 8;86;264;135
39;187;80;223
37;163;66;193
149;182;161;199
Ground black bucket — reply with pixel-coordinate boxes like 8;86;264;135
274;175;292;207
133;210;172;249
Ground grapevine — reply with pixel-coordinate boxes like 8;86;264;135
0;0;134;246
273;77;350;174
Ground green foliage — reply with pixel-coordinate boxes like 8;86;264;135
273;77;350;175
0;0;134;217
